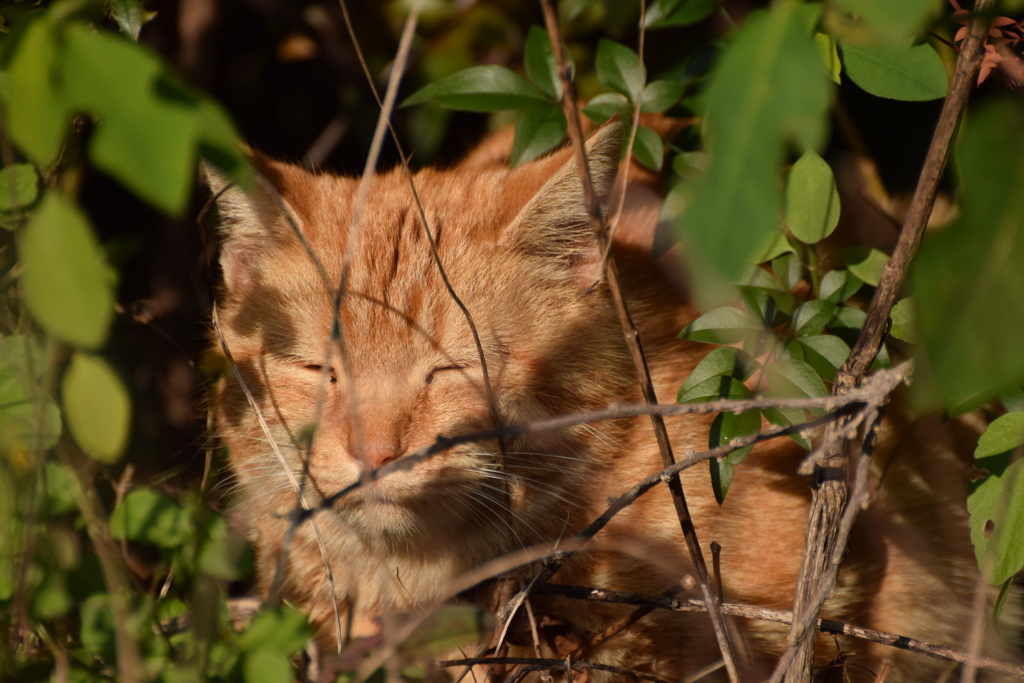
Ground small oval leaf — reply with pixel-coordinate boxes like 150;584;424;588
631;125;664;171
511;104;567;166
0;163;40;211
62;353;130;464
839;42;948;101
595;39;647;102
785;149;840;244
401;65;546;111
680;306;765;344
22;193;114;349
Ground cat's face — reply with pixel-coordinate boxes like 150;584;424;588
211;125;632;549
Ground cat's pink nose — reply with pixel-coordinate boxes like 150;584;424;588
363;445;399;470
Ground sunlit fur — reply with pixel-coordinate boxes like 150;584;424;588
209;125;1011;681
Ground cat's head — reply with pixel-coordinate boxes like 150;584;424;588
205;123;640;549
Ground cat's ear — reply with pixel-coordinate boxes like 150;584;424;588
504;122;622;286
201;157;303;295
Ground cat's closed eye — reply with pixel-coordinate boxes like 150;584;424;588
425;364;464;385
303;364;337;384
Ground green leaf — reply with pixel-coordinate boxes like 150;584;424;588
889;297;915;342
400;604;495;659
0;336;62;453
595;39;646;102
33;571;71;619
763;405;812;449
680;2;830;280
62;353;131;464
792;300;837;337
914;100;1024;407
740;286;796;326
198;516;253;581
110;0;144;42
815;33;841;85
680;306;764;344
677;375;751;404
401;65;546;111
640;80;684;113
772;253;804;291
784;149;840;244
110;487;190;548
678;347;757;399
61;25;198;215
523;26;561;101
830;306;866;331
582;92;629;124
646;0;717;27
0;163;40;211
5;19;67;164
242;650;292;683
765;357;828;415
834;0;942;42
511;104;566;166
840;247;888;287
796;334;851;383
839;42;948;102
709;408;761;504
752;230;795;264
238;606;312;655
968;413;1024;585
631;125;664;171
21;192;114;349
819;268;863;303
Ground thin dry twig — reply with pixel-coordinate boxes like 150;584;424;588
530;584;1024;680
537;3;740;677
775;3;996;680
439;656;674;683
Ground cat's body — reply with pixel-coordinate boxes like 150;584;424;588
209;125;1005;681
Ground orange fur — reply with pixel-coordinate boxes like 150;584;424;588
207;125;1011;681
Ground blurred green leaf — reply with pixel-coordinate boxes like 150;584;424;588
840;247;888;287
242;650;292;683
640;80;684;113
740;286;796;325
5;19;67;164
752;231;795;264
21;192;114;349
62;353;130;464
914;99;1024;406
33;571;71;619
45;461;78;515
839;42;948;101
762;405;813;449
815;33;841;85
792;300;837;336
631;125;663;171
772;253;804;291
646;0;717;27
830;305;866;331
680;306;764;344
582;92;629;124
968;412;1024;585
110;487;190;548
401;65;546;111
889;297;916;342
238;605;312;655
834;0;942;42
682;2;829;280
198;515;252;581
523;26;561;101
785;149;840;244
678;347;757;399
62;24;197;215
820;268;863;303
595;39;646;102
400;604;495;659
0;163;39;211
511;104;566;166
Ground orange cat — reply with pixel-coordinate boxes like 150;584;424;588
207;124;1008;681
